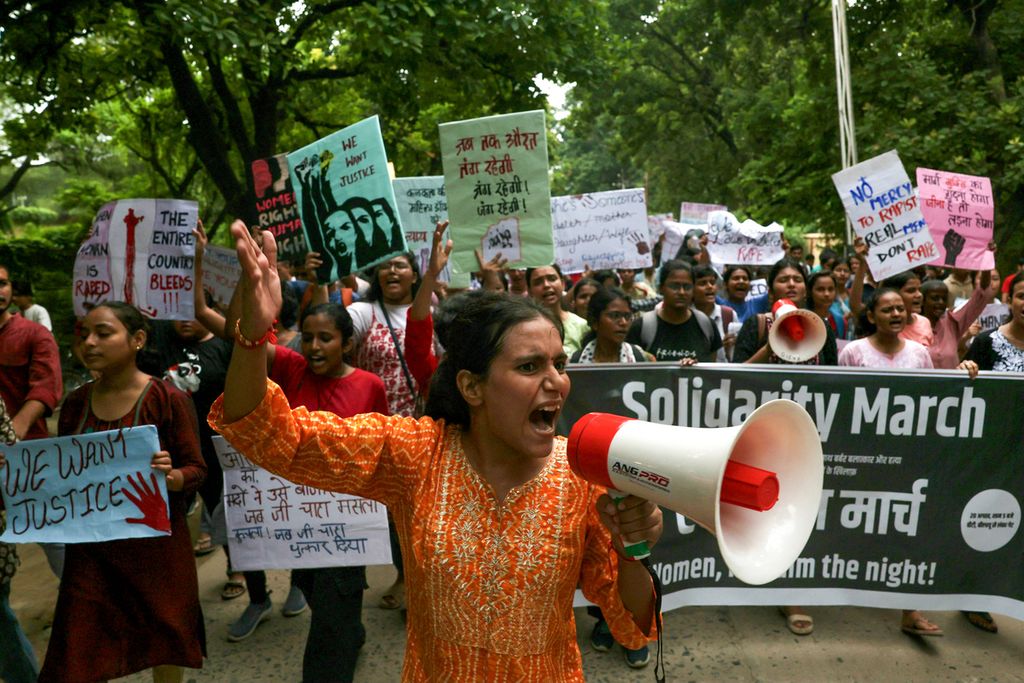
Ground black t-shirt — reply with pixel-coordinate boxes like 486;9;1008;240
625;312;722;362
149;322;233;450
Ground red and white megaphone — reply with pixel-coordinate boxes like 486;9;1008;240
768;298;826;363
567;399;823;585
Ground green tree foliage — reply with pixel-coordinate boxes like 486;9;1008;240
3;0;601;236
555;0;1024;269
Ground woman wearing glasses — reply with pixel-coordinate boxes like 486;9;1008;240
570;287;651;364
625;260;722;364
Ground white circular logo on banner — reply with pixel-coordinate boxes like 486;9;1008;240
960;490;1021;552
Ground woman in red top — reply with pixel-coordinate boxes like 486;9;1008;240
39;302;206;683
259;302;388;682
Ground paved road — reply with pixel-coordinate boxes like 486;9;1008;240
11;540;1023;682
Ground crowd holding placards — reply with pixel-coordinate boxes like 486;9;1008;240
2;131;1024;683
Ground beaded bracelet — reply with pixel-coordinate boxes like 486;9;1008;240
234;319;277;349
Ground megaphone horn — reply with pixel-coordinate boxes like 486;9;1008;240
768;298;827;363
567;399;824;585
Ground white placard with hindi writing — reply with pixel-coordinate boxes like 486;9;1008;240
551;188;651;274
201;246;241;309
393;176;451;280
213;437;391;570
706;210;785;266
832;150;939;280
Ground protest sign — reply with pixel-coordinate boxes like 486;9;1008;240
551;188;651;273
746;278;768;300
706;210;785;266
1;426;169;543
560;364;1024;618
251;154;307;267
917;168;995;270
832;150;939;280
977;302;1010;332
439;110;554;275
287;116;406;282
73;199;198;320
659;220;690;265
201;245;241;309
213;437;392;570
679;202;727;225
647;213;673;243
392;176;450;280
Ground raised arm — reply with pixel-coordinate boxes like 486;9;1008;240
474;245;509;292
849;238;869;317
406;221;451;389
304;250;330;306
222;221;282;422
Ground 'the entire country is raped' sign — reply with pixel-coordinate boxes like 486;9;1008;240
551;188;651;273
1;426;170;543
832;151;939;280
73;199;198;320
213;437;391;570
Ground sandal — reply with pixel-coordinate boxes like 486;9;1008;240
901;616;943;637
779;607;814;635
963;611;998;633
193;535;216;557
221;579;247;601
379;580;405;610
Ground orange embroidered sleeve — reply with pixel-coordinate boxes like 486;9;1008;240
208;381;444;508
579;487;658;650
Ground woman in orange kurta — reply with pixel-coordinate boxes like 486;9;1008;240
211;221;662;682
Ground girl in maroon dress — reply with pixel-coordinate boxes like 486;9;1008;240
40;302;206;683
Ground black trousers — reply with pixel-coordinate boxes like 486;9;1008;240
292;566;368;683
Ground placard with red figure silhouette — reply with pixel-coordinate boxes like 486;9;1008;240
73;199;198;319
251;154;308;267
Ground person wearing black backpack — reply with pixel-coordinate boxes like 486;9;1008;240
625;260;721;364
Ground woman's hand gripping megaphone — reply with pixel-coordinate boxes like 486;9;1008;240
597;493;663;561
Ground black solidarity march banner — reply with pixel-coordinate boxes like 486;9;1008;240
559;364;1024;619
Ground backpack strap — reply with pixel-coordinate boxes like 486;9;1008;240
721;305;734;329
691;308;714;347
641;310;659;349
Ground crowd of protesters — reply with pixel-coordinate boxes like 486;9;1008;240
0;215;1021;682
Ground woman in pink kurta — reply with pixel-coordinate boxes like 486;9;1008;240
839;288;944;637
920;267;994;369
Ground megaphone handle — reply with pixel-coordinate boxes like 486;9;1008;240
608;489;651;560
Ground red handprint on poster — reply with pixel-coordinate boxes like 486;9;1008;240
121;471;171;535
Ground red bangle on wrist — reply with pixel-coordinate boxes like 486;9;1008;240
234;319;277;349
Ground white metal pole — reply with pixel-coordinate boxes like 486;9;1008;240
832;0;857;248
